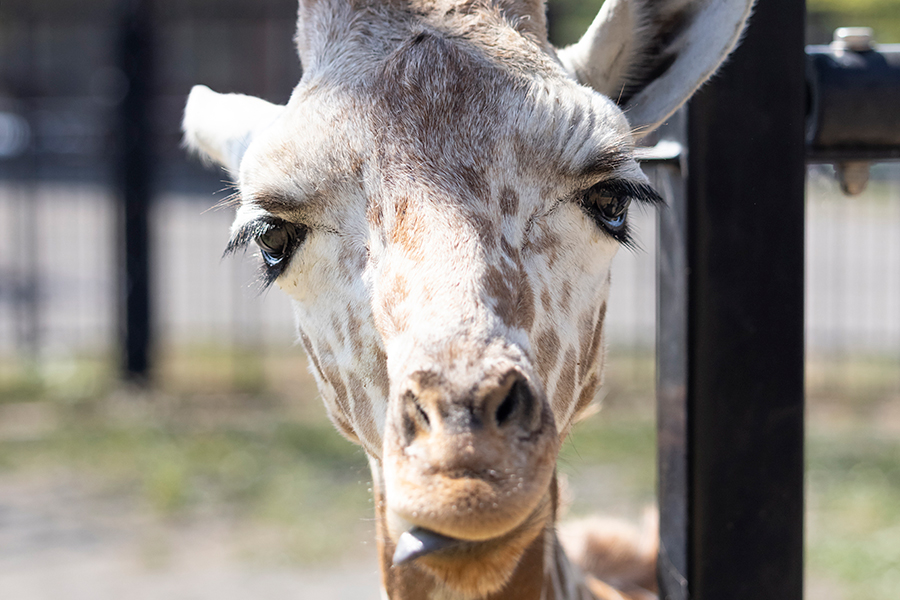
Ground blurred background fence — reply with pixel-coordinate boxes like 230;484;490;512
1;0;898;401
0;0;305;392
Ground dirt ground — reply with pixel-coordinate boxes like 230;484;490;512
0;473;381;600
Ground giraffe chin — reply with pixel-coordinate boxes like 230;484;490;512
391;495;552;598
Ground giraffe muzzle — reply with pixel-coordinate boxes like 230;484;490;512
383;363;559;544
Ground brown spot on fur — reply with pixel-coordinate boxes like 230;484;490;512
586;302;607;380
383;274;411;334
484;265;515;328
560;280;573;314
499;186;519;217
390;195;425;259
556;347;577;411
534;328;561;385
574;372;600;418
347;372;379;453
385;304;410;335
540;287;552;312
483;265;513;327
516;271;536;332
500;234;515;259
577;312;594;382
330;314;346;348
459;164;489;200
322;363;354;429
484;237;534;331
408;369;446;393
347;311;364;348
472;210;499;250
304;329;357;443
526;228;562;269
368;199;383;229
372;344;391;399
297;329;325;383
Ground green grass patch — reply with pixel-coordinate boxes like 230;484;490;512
0;394;372;563
807;426;900;600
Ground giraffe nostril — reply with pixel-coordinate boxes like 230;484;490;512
415;400;431;429
401;389;432;442
495;379;525;426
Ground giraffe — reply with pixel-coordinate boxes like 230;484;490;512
183;1;755;598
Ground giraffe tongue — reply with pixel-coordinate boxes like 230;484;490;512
393;526;465;564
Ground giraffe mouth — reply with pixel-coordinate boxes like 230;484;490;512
390;489;553;566
392;526;465;564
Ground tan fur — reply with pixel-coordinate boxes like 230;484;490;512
183;1;756;598
559;511;659;599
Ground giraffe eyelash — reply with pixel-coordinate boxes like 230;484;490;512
225;218;308;289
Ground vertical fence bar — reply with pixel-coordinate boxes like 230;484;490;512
657;0;806;598
117;0;155;380
655;113;689;600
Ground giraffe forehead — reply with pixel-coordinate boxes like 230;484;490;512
365;31;633;180
240;25;633;204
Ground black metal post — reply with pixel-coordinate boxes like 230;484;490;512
117;0;154;381
657;0;806;598
654;112;689;600
807;43;900;162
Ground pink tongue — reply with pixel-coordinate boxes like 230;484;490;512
392;526;464;564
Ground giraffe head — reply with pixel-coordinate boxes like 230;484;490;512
184;1;754;596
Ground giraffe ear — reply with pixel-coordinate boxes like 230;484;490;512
182;85;285;175
558;0;755;137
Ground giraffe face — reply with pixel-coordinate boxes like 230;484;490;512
226;28;656;594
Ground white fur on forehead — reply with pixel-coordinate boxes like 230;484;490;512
182;85;285;175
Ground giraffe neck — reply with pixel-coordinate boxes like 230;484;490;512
371;465;599;600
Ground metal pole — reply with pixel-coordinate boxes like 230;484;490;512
117;0;155;381
657;0;806;597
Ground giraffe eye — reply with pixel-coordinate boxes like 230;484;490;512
256;223;296;267
590;192;630;230
581;186;632;234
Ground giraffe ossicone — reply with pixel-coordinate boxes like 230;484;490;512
183;1;756;598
